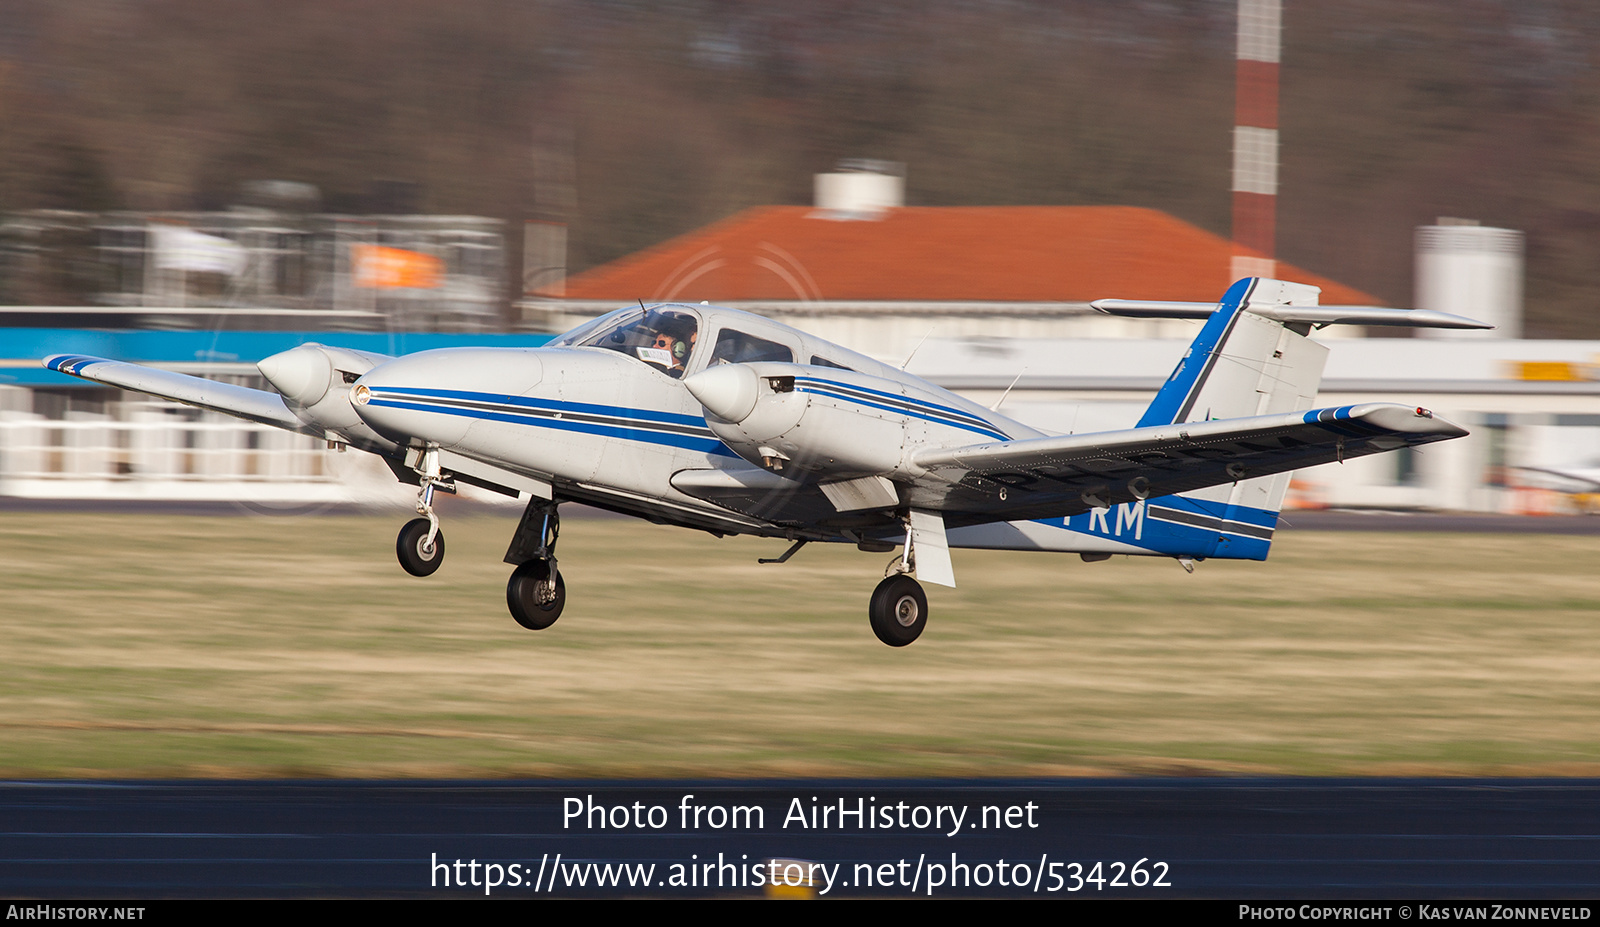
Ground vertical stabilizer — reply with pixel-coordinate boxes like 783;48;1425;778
1137;278;1328;428
1136;278;1331;556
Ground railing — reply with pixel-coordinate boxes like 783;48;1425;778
0;417;351;501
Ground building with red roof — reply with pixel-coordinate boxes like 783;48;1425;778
556;204;1376;306
520;165;1380;355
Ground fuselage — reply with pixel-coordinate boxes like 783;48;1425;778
351;304;1040;539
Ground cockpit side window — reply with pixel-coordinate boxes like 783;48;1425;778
709;329;793;365
809;355;854;372
569;308;700;378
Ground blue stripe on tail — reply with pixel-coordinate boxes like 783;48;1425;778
1135;277;1255;428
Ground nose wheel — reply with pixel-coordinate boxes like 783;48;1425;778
869;574;928;647
396;446;454;576
396;517;445;576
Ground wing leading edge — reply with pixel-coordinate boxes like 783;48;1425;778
44;354;314;434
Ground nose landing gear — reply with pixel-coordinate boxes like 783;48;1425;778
397;447;454;577
396;517;445;576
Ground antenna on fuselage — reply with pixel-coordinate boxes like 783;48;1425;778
990;367;1027;412
899;326;936;371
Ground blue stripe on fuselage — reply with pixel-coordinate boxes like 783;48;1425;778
794;375;998;430
1035;494;1279;561
1152;493;1280;528
378;386;710;429
365;395;737;456
793;377;1012;442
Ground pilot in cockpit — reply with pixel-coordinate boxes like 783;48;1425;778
644;315;697;377
569;307;701;378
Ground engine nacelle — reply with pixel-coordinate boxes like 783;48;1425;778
257;343;398;452
685;362;936;479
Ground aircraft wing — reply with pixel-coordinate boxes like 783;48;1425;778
908;402;1466;522
43;354;316;435
1516;465;1600;492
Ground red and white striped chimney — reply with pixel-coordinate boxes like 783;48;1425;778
1232;0;1280;283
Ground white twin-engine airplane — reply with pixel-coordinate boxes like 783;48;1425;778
46;277;1488;646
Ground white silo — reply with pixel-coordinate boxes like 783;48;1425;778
1416;218;1523;339
813;159;905;219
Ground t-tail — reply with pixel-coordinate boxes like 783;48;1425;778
1091;277;1491;560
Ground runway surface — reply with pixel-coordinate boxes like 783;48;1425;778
1278;510;1600;535
4;779;1599;898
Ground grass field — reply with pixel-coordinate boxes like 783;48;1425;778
3;510;1599;778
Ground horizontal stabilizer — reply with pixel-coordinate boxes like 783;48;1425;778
1088;299;1215;319
43;354;314;434
1091;298;1492;330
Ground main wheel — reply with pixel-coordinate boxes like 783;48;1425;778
507;558;565;630
869;574;928;647
396;517;444;576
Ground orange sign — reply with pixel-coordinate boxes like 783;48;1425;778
352;244;443;289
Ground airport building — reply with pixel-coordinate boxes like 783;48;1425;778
0;200;505;331
2;169;1594;514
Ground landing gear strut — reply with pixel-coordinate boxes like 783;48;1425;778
504;498;564;630
397;446;454;577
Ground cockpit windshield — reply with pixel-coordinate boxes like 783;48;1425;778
551;307;701;378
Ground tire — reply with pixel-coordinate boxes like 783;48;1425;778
396;517;444;577
869;574;928;647
507;558;565;630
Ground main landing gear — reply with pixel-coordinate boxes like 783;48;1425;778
762;527;933;647
503;498;564;630
868;528;929;647
869;573;927;647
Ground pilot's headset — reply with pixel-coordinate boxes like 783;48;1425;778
659;317;693;361
653;331;688;361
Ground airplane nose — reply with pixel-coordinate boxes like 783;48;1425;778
349;362;444;444
684;364;759;422
258;344;332;406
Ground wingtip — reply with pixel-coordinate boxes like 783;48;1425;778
41;354;106;376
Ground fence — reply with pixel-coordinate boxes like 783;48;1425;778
0;416;350;501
